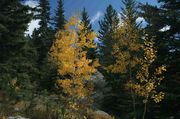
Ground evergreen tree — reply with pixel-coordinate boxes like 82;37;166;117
98;5;119;67
31;0;52;65
31;0;55;90
0;0;32;62
97;5;121;116
80;8;96;60
0;0;37;100
81;8;93;33
121;0;138;26
105;0;144;118
38;0;50;29
54;0;66;30
98;4;120;90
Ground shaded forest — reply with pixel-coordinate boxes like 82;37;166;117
0;0;179;119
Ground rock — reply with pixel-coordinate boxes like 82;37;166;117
8;116;29;119
90;71;110;108
88;110;113;119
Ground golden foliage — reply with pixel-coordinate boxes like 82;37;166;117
49;16;99;117
127;35;166;103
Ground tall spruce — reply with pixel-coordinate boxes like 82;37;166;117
54;0;66;30
81;8;93;33
106;0;144;118
38;0;50;29
80;8;96;60
31;0;52;65
31;0;54;90
98;5;119;67
0;0;32;62
121;0;138;25
140;0;180;118
97;5;123;117
0;0;37;100
98;5;120;89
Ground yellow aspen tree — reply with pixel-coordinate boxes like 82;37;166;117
127;35;166;119
49;16;99;118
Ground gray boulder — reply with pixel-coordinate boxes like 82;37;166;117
8;116;29;119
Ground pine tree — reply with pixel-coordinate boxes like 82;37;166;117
80;8;96;60
81;8;93;33
97;5;121;116
54;0;66;30
0;0;32;62
106;0;144;118
31;0;55;90
121;0;138;25
0;0;37;100
31;0;52;65
49;16;99;118
38;0;50;29
98;4;120;94
98;5;119;67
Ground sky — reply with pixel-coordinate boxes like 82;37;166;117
24;0;158;35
